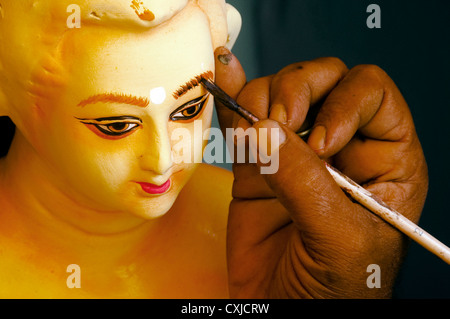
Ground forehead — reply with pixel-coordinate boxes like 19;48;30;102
61;4;214;103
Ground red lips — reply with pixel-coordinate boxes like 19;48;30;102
137;180;171;195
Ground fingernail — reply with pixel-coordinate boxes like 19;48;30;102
250;120;287;159
218;53;234;65
308;125;327;152
269;104;288;124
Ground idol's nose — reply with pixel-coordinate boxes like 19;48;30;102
138;121;173;176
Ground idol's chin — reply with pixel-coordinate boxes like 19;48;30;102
128;193;179;220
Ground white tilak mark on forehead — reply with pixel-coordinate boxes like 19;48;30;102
149;87;166;105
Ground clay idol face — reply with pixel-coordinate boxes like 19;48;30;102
5;1;229;219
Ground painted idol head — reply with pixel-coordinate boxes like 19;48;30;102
0;0;241;219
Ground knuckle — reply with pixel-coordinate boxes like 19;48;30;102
236;76;272;117
277;57;348;76
273;57;349;92
274;71;309;95
318;98;351;123
273;67;307;89
318;56;348;70
351;64;388;80
242;76;269;93
276;61;306;75
302;57;349;76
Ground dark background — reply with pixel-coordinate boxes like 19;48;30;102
0;0;448;299
225;0;450;298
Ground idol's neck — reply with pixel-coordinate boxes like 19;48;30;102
0;130;177;263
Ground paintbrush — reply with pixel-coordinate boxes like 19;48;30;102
201;76;450;265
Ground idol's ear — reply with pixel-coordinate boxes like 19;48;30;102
225;4;242;50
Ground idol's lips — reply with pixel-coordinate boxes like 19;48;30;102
137;180;171;195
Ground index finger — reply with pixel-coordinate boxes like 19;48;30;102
308;64;416;158
269;57;349;132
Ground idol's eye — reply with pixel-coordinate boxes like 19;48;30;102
76;116;142;139
95;122;140;136
170;94;209;122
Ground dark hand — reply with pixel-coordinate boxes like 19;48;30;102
214;47;428;298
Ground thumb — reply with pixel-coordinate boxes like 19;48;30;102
214;46;247;132
250;119;368;244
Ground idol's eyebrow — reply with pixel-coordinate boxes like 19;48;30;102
77;93;150;108
173;70;214;100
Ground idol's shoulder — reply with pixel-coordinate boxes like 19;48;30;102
192;163;234;199
181;163;233;225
